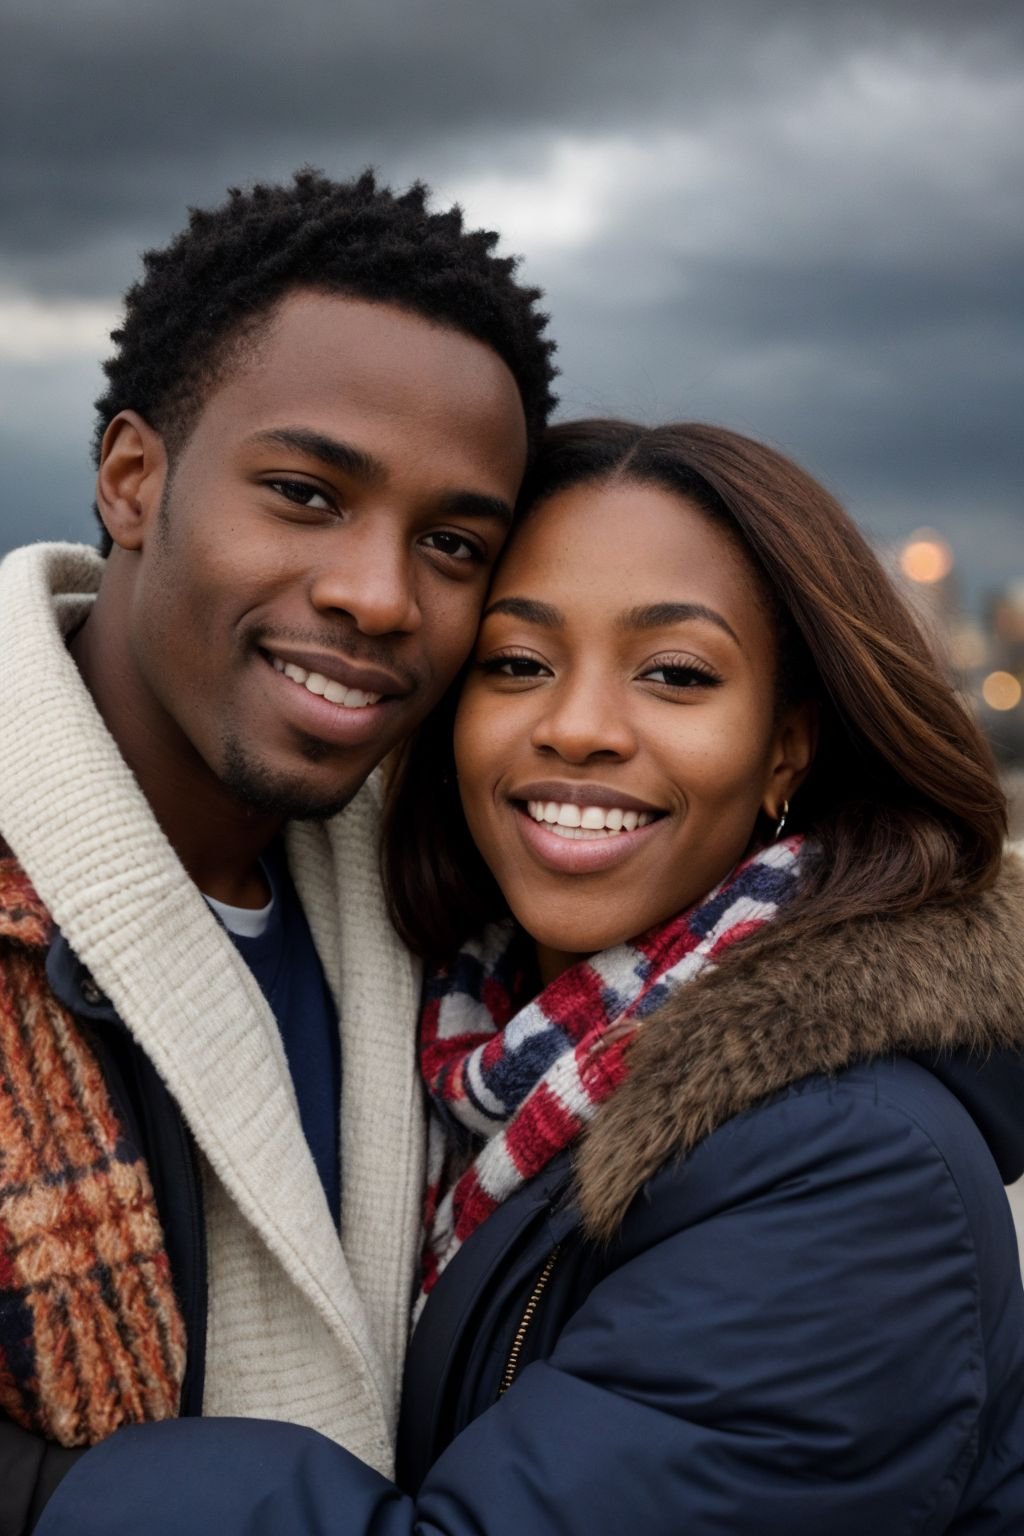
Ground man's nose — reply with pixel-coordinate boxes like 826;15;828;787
309;523;422;636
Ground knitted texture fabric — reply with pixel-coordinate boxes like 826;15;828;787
0;846;186;1446
0;544;425;1473
418;837;803;1301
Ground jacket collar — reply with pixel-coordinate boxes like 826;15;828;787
577;853;1024;1238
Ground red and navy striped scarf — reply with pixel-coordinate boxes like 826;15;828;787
417;836;804;1305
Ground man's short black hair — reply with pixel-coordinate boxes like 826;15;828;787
92;167;558;545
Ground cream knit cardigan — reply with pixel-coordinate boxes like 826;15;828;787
0;543;425;1475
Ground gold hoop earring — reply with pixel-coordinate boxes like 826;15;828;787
774;800;789;840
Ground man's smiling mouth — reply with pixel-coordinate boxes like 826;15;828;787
269;656;382;710
255;644;412;749
259;641;412;714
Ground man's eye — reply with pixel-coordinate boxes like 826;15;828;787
267;479;333;512
422;530;482;562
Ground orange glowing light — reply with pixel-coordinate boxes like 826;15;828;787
981;671;1022;711
899;530;954;584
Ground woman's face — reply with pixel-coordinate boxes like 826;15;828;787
454;476;813;978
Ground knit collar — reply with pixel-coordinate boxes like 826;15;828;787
0;541;425;1453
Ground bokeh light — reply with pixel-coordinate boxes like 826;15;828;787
981;671;1022;712
899;529;955;585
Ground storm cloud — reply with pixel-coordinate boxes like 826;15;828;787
2;0;1021;598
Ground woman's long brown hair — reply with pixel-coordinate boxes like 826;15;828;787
384;420;1007;962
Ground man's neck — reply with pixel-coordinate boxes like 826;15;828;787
70;602;281;909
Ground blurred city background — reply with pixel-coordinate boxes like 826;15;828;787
886;531;1024;836
2;0;1022;1246
890;529;1024;1262
889;533;1024;1265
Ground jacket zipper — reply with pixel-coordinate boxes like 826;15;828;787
498;1243;562;1397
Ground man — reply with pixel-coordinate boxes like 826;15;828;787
0;167;556;1529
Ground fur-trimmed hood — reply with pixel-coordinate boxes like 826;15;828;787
577;854;1024;1239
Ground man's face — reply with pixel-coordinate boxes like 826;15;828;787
115;291;528;818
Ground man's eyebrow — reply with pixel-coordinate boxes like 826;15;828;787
438;491;514;528
246;427;386;482
617;601;742;648
482;596;564;626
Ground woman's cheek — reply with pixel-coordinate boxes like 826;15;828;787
454;687;501;823
453;686;482;773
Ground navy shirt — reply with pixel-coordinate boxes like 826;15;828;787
211;850;341;1224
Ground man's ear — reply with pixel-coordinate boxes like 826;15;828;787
95;411;168;552
762;700;818;822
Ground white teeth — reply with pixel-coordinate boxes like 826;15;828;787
324;680;376;707
549;824;613;840
272;657;381;708
524;801;659;835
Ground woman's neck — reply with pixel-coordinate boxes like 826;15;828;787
535;942;591;989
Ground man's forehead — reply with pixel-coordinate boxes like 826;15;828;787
181;292;525;492
206;291;521;424
246;289;512;379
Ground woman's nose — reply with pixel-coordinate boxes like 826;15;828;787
529;675;636;763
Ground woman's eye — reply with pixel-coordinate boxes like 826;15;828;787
642;662;720;689
422;530;482;563
481;654;548;678
267;479;333;512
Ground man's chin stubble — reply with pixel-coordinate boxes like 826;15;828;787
220;733;359;822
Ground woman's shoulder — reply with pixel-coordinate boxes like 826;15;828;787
601;1053;1024;1431
577;854;1024;1242
620;1054;1017;1245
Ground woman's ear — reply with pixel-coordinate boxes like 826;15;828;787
762;700;818;821
95;410;168;552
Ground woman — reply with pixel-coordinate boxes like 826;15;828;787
58;422;1024;1533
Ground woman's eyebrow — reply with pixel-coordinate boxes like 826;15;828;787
481;596;564;627
618;601;742;648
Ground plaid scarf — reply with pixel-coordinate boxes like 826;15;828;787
418;837;804;1303
0;843;186;1446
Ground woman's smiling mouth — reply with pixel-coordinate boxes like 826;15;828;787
511;789;668;874
523;800;659;838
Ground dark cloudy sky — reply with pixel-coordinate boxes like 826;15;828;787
2;0;1022;604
